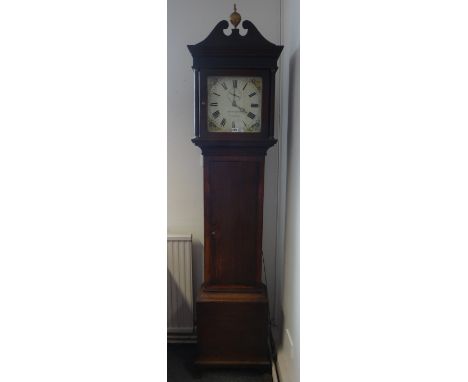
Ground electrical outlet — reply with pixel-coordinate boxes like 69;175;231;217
285;328;294;359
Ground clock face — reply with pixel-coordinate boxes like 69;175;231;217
207;76;262;133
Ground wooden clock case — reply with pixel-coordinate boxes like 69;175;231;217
188;19;283;368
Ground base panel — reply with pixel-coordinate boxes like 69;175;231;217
195;286;270;369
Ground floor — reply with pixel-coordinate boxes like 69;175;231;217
167;344;273;382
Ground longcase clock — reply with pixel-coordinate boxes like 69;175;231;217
187;6;283;368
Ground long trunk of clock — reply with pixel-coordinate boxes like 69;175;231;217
194;146;272;368
203;153;264;289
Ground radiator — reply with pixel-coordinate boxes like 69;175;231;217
167;234;194;339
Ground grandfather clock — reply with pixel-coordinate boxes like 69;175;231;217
188;6;283;368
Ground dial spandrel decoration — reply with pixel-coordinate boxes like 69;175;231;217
207;76;262;133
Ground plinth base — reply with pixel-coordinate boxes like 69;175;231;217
195;285;270;369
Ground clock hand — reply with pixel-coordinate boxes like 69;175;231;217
232;103;248;113
232;99;247;112
225;93;235;105
229;97;247;113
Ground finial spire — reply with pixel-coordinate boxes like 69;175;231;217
230;4;241;29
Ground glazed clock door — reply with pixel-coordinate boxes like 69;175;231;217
205;156;264;287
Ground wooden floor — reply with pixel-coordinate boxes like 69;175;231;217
167;344;273;382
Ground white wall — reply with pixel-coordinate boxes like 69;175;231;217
275;0;300;381
167;1;282;313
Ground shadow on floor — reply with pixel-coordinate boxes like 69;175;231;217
167;344;273;382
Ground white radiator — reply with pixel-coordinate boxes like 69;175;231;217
167;234;194;340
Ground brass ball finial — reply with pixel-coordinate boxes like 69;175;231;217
230;4;241;28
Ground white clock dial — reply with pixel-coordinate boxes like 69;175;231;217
207;76;262;133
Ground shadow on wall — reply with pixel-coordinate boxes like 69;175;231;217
167;271;193;332
275;308;286;348
287;48;299;167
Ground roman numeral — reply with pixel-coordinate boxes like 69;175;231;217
220;118;226;127
249;92;256;97
221;82;228;90
233;80;237;88
212;110;220;119
251;104;258;108
210;102;218;106
242;82;248;90
212;92;220;96
242;120;247;127
247;112;256;119
232;121;235;129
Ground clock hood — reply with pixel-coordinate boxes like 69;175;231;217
187;20;283;70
